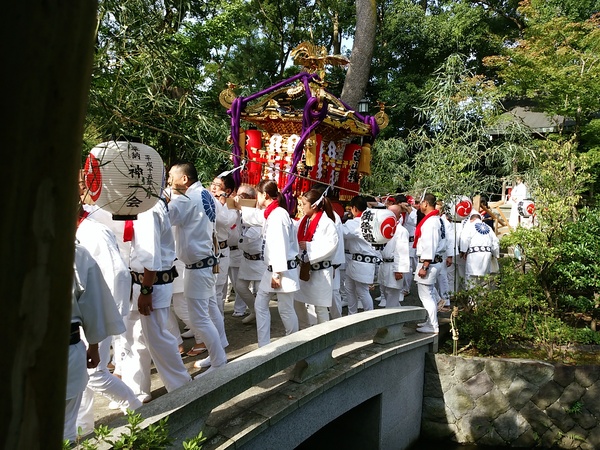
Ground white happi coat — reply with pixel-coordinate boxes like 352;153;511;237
379;223;411;290
242;205;300;293
343;216;380;285
509;182;528;228
295;214;338;306
68;244;125;399
238;217;266;281
228;211;242;269
460;219;500;276
331;212;346;290
214;200;238;286
404;208;418;257
168;182;216;299
129;200;176;309
414;213;445;286
76;218;131;317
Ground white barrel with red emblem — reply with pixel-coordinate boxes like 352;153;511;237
360;208;397;244
518;199;535;217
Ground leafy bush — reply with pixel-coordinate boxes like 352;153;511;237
64;410;205;450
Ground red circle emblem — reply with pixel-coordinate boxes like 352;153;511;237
456;200;472;218
380;216;397;239
526;202;535;215
84;154;102;202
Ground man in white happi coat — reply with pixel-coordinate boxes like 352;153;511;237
378;204;411;308
329;208;346;319
397;195;418;296
460;212;500;288
209;174;238;321
508;176;528;229
121;198;192;400
414;193;445;334
167;162;228;371
65;243;125;442
342;196;380;314
235;185;264;325
75;210;142;434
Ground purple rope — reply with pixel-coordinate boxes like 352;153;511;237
227;72;319;187
336;97;380;139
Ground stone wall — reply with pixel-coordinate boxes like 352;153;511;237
422;354;600;449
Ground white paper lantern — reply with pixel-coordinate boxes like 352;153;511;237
446;196;473;221
83;141;164;220
360;208;397;244
518;199;535;218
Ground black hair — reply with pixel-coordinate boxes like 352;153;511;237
218;173;236;193
349;195;368;212
171;162;198;183
302;189;335;222
257;179;287;210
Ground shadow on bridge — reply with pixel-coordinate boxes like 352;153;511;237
97;307;437;450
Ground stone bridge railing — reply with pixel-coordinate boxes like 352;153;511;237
97;306;433;449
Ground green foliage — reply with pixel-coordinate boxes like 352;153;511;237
66;410;205;449
397;53;535;201
486;4;600;132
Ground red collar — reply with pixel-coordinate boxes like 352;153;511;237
297;211;323;242
413;209;438;248
264;200;279;219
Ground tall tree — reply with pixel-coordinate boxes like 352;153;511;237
2;1;97;449
341;0;377;109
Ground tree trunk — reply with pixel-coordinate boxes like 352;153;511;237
1;2;97;449
332;11;341;55
340;0;377;111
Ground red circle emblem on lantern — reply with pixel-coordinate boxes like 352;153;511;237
380;216;397;239
526;202;535;216
456;199;473;218
84;153;102;202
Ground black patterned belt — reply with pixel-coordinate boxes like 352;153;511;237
352;253;380;264
468;246;492;254
185;256;219;270
218;240;228;249
311;260;332;271
419;255;444;264
243;252;263;261
70;322;81;345
382;257;394;263
267;259;298;272
229;245;239;251
131;266;179;285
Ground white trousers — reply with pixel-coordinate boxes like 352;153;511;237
140;308;190;391
417;283;439;331
235;278;258;313
255;290;298;347
380;285;404;308
186;295;228;366
345;277;373;314
64;391;83;442
121;314;152;398
330;288;342;319
447;258;466;294
77;336;142;435
294;301;329;328
229;266;248;315
215;257;230;317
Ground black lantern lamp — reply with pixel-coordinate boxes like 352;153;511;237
357;98;369;114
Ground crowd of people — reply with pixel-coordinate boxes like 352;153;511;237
66;162;502;442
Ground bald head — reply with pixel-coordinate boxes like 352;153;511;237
388;204;402;219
